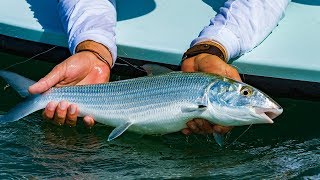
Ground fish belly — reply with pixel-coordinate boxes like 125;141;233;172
79;102;200;135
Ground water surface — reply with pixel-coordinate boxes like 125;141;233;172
0;53;319;179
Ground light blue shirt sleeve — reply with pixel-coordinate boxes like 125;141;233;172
192;0;291;61
57;0;117;65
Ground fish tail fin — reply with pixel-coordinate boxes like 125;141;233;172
0;70;36;98
0;95;46;123
0;70;47;123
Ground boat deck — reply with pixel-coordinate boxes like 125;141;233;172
0;0;320;83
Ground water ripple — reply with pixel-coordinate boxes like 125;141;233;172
0;98;319;178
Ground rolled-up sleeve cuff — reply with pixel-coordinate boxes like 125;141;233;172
191;26;240;62
70;30;117;66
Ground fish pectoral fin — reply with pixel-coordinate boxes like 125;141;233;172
181;104;207;113
181;95;209;113
107;121;133;141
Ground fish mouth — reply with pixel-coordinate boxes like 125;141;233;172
254;107;283;124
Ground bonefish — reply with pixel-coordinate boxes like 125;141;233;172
0;70;282;144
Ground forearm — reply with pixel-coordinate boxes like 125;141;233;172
192;0;290;61
57;0;117;66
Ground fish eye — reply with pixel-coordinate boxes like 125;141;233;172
240;86;252;97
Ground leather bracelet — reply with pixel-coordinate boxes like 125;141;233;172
182;41;227;62
77;49;112;70
76;40;113;68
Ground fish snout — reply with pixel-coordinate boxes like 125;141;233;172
254;106;283;124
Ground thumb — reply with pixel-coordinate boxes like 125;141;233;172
181;58;196;72
226;66;242;82
28;65;65;94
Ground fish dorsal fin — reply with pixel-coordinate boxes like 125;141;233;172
107;121;133;141
0;70;35;97
141;64;174;76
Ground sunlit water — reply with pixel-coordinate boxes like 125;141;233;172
0;52;319;179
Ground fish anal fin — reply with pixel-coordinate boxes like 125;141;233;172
107;121;133;141
213;133;225;147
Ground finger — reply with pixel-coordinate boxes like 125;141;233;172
42;101;58;121
181;58;196;72
53;101;69;126
28;64;66;94
65;104;78;127
227;66;242;82
83;116;95;128
186;120;200;133
213;125;233;135
193;118;205;134
181;128;192;135
194;119;214;134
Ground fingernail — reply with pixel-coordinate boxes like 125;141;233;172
190;124;197;131
59;101;68;110
33;79;45;88
84;116;94;128
84;116;90;123
29;84;35;89
28;84;38;93
182;129;191;135
70;104;76;114
47;102;56;111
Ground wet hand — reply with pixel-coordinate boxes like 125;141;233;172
181;119;233;135
181;53;242;135
28;50;111;127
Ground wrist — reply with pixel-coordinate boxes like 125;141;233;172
193;53;223;61
196;41;228;62
192;53;227;67
76;40;113;68
182;40;228;63
79;51;112;74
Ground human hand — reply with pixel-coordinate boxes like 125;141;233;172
28;50;111;127
181;53;241;135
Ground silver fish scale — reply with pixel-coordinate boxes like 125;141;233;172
41;72;219;134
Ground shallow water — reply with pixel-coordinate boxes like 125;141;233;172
0;52;319;179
